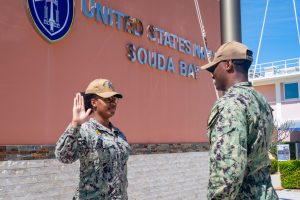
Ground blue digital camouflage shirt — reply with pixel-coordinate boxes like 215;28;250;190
55;118;130;200
207;82;278;200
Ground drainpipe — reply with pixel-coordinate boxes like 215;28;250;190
220;0;242;43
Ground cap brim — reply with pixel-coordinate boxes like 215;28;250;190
96;92;123;98
200;61;218;71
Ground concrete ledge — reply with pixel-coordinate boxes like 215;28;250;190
0;143;209;161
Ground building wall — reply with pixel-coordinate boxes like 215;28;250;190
254;81;300;120
290;131;300;142
255;84;276;103
0;1;218;198
0;0;221;145
281;100;300;120
0;152;209;200
253;85;278;119
253;77;300;143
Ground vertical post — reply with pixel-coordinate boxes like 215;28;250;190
260;64;262;78
220;0;242;43
285;60;287;74
275;81;282;122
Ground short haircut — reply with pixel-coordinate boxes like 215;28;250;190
80;92;99;112
232;59;252;74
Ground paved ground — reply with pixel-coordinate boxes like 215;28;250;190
271;173;300;200
277;190;300;200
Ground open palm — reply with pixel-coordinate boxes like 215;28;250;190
72;93;91;127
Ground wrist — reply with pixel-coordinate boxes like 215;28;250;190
71;121;80;128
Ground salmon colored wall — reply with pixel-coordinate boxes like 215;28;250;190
280;83;284;101
0;0;220;145
254;84;276;102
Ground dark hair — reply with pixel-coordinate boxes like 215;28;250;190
232;59;252;74
80;92;99;112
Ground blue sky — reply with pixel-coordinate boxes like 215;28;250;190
241;0;300;64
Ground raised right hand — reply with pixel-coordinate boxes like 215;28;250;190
71;93;92;127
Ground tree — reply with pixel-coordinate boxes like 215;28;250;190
269;120;294;159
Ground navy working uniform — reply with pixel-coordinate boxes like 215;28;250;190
207;82;278;200
55;118;130;200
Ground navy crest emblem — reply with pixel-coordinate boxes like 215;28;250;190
27;0;75;43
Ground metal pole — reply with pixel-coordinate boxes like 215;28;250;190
220;0;242;43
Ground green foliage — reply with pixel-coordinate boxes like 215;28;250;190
270;146;277;159
270;120;294;159
271;159;278;174
279;160;300;189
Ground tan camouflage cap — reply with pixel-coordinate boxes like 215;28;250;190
201;41;253;71
85;79;123;98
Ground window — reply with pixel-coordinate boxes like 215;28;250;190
284;82;299;100
296;143;300;160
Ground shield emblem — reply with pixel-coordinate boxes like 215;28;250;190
27;0;75;43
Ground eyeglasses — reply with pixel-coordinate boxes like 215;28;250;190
99;96;120;104
208;61;226;73
208;64;218;73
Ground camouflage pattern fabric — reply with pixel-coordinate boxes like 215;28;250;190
55;118;130;200
207;82;278;200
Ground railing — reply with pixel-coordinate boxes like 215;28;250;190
249;58;300;80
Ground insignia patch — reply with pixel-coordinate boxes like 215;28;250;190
104;81;114;90
208;106;221;128
27;0;75;43
95;129;102;135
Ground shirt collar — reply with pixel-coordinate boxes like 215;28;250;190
225;81;252;95
89;118;120;136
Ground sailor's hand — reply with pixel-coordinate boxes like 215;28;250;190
71;93;91;127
